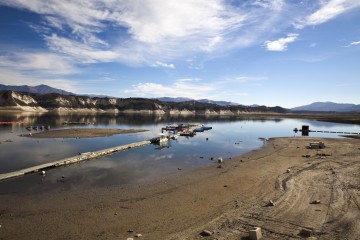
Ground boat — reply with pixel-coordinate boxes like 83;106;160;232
150;134;169;144
179;131;195;137
194;127;204;132
201;125;212;130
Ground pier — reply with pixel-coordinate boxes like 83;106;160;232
0;140;151;181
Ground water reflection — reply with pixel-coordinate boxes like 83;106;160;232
0;112;359;195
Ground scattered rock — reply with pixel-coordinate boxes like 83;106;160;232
249;227;262;240
310;200;321;204
200;230;212;236
300;228;313;237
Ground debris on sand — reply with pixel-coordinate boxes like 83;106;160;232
310;200;321;204
200;230;212;236
267;200;275;206
300;228;313;237
249;227;262;240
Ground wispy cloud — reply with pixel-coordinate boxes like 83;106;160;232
296;0;360;29
0;0;359;68
345;40;360;47
153;61;175;69
124;78;214;99
264;33;299;51
0;51;78;75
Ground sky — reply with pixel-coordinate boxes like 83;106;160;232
0;0;359;108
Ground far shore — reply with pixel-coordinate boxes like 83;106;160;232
24;128;148;138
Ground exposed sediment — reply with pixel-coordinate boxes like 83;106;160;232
0;137;360;239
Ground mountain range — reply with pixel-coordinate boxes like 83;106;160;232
0;84;73;95
291;102;360;113
0;84;359;112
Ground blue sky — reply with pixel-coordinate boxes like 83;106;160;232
0;0;359;108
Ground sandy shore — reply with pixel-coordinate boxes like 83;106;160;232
1;137;360;239
25;128;148;138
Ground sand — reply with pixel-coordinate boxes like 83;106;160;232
25;128;148;138
1;137;360;239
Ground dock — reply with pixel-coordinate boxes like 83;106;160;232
0;140;151;182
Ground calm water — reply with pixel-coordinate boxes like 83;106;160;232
0;112;359;194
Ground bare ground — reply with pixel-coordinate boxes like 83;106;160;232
0;137;360;240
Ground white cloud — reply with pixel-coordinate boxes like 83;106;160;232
296;0;360;28
347;41;360;46
264;33;299;51
45;34;119;63
153;61;175;69
0;52;78;75
0;0;274;66
124;78;214;99
1;0;359;68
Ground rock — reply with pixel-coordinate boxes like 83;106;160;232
134;233;142;237
300;228;313;237
268;200;275;206
127;230;134;233
217;157;223;163
249;227;262;240
127;238;134;240
286;169;291;173
217;164;222;168
200;230;212;236
311;200;321;204
41;170;46;176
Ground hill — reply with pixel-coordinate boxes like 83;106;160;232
0;90;288;114
292;102;360;113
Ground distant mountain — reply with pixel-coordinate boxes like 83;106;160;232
157;97;239;106
292;102;360;112
0;84;74;95
157;97;193;103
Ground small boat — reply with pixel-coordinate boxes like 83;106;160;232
150;134;169;144
194;127;204;132
201;125;212;130
179;131;195;137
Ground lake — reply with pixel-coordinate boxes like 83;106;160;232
0;112;359;194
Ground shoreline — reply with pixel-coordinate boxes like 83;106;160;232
1;137;360;239
24;128;148;138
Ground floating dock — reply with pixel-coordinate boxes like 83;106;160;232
0;140;151;182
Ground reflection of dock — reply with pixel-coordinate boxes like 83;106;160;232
294;125;360;136
63;122;94;125
0;140;151;181
0;122;27;125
